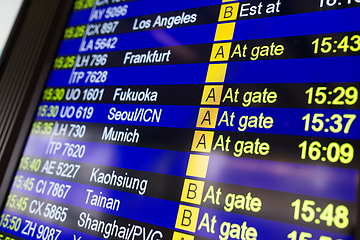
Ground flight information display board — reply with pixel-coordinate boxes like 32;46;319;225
0;0;360;239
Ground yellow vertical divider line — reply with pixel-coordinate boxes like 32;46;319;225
186;154;210;178
214;22;235;41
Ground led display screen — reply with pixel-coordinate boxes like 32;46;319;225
0;0;360;239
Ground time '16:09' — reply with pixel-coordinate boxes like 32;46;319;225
299;140;353;164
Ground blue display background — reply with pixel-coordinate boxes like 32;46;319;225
0;210;105;240
1;1;360;239
196;207;353;240
67;0;222;26
23;136;358;202
8;171;355;238
46;55;360;87
36;103;360;139
58;8;360;56
57;24;218;55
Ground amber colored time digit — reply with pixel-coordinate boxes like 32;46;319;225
350;35;360;52
332;87;345;105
